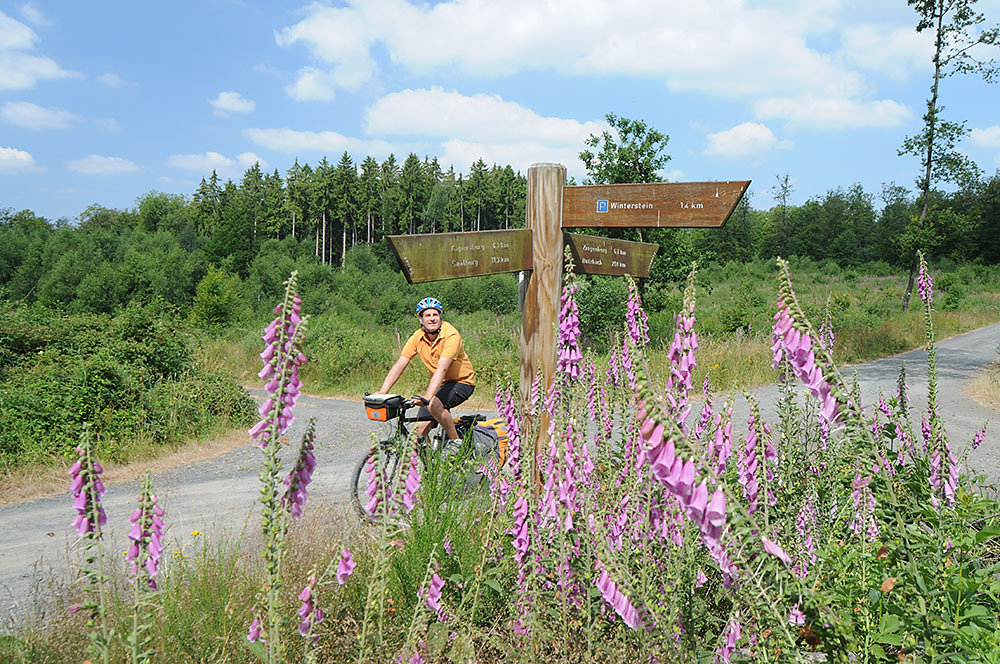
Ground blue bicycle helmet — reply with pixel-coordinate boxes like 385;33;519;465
415;297;443;316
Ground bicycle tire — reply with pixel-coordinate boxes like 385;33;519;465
351;441;401;523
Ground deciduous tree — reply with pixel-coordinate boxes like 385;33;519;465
899;0;999;309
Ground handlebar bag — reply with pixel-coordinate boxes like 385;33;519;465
364;393;405;422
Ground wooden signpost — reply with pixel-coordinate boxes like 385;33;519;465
386;163;749;483
388;229;532;284
563;232;658;278
562;181;750;228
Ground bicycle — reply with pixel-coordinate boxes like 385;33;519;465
352;392;507;522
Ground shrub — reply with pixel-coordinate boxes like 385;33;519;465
189;266;247;329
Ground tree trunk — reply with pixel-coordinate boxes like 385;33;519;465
322;212;327;265
342;223;347;267
902;7;943;312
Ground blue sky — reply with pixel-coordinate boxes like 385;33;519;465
2;0;1000;223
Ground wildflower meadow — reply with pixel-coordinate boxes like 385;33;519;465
8;255;1000;664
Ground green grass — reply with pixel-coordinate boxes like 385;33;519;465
211;259;1000;404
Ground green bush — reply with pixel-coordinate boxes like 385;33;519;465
935;272;967;311
189;266;247;329
575;276;628;350
0;304;254;467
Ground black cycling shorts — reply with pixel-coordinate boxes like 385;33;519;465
416;381;474;421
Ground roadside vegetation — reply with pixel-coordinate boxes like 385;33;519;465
4;261;998;663
3;243;1000;477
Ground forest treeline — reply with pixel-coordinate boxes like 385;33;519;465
3;148;1000;320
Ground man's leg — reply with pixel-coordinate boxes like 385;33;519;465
414;419;436;438
428;397;459;441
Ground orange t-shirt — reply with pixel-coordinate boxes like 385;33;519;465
402;321;476;386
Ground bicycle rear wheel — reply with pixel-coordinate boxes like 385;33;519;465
351;441;401;523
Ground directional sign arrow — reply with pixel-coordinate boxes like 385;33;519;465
563;232;658;278
562;180;750;228
387;229;533;284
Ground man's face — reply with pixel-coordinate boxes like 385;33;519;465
420;308;442;333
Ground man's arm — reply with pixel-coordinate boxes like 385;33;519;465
423;356;453;403
379;355;411;393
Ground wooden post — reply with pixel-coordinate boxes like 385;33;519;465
519;163;565;484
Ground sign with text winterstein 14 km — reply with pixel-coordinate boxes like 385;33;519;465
562;180;751;228
387;229;533;284
563;232;657;278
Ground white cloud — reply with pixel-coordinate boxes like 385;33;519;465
19;4;50;26
704;123;779;158
0;145;36;173
0;10;37;49
970;126;1000;149
273;0;901;111
167;151;268;175
97;72;125;88
839;25;931;80
67;155;140;174
365;88;604;144
439;138;584;175
0;11;78;90
0;51;76;90
236;152;267;169
754;96;911;130
168;151;234;171
1;100;75;129
284;67;340;102
244;127;396;155
210;91;255;116
275;4;377;96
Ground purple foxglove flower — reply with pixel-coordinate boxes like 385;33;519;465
337;549;356;585
788;603;805;626
695;570;707;588
247;616;263;642
69;443;107;539
556;275;582;379
917;259;934;304
972;427;985;450
594;568;643;630
282;422;317;520
422;573;445;613
761;536;792;565
296;576;323;644
400;448;422;514
126;473;165;589
772;301;841;425
625;279;649;345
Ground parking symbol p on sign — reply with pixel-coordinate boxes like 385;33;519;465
596;200;608;213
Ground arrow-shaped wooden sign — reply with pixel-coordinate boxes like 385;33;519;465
563;232;657;278
562;180;750;228
388;229;533;284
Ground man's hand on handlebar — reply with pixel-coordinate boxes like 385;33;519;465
412;395;429;407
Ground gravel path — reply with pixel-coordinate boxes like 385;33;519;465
2;322;998;624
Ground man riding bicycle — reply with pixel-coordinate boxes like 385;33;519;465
378;297;476;452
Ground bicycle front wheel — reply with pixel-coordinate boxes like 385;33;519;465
351;441;401;523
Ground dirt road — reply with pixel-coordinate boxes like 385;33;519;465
2;323;998;624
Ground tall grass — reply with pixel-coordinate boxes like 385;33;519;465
207;260;1000;405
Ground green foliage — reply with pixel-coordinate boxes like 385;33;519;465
936;272;968;311
0;304;254;467
579;112;671;185
719;278;766;333
190;266;247;329
575;276;629;349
